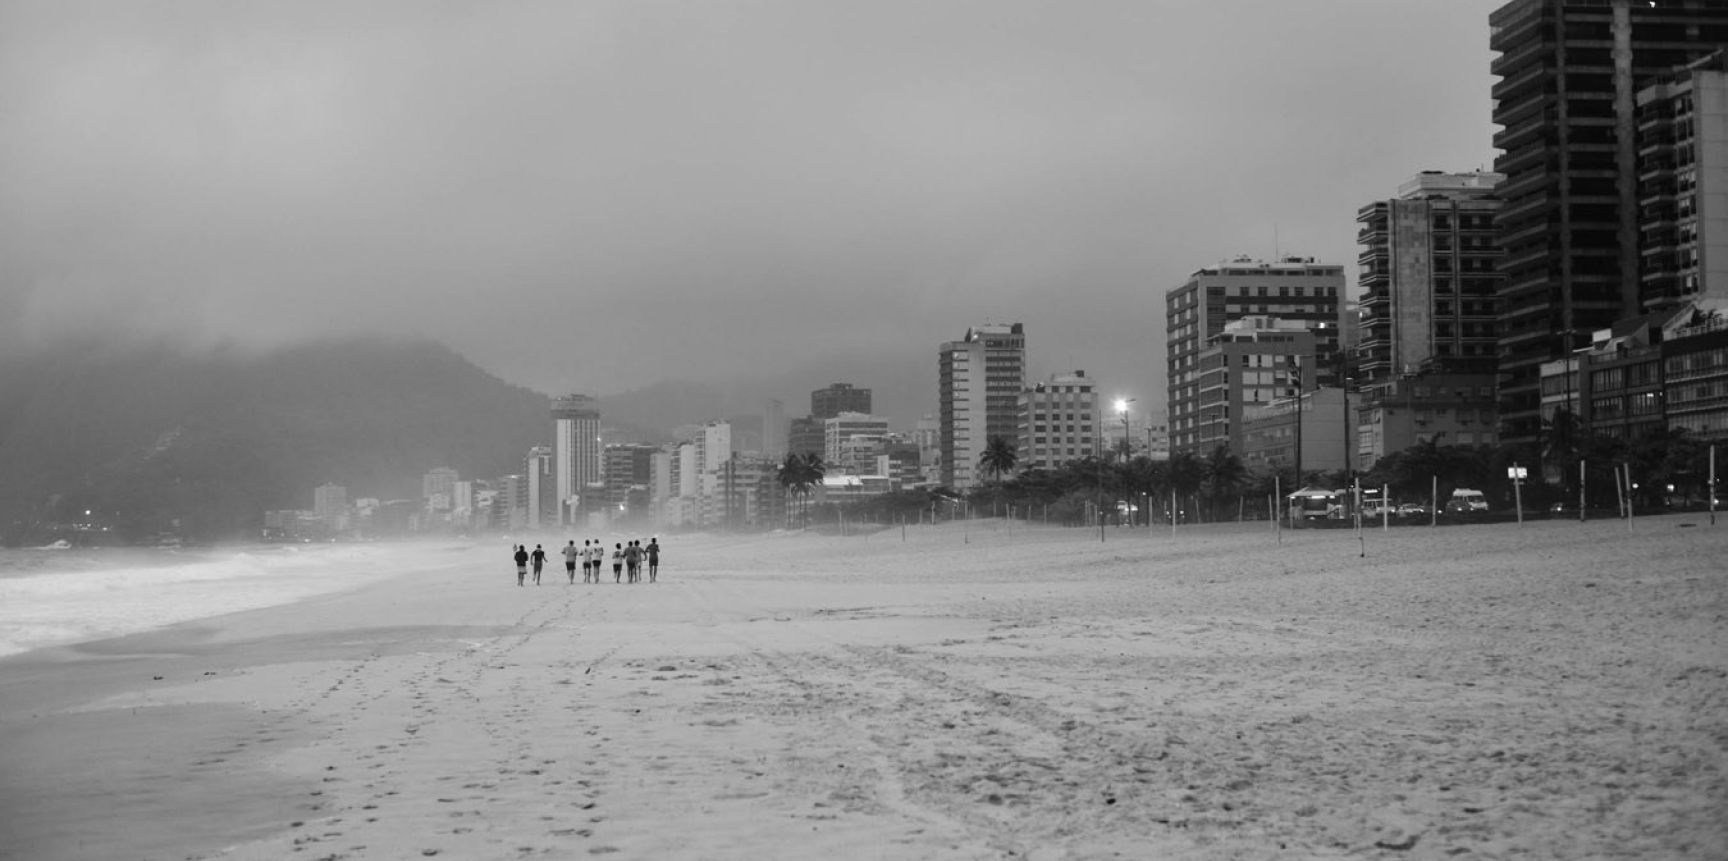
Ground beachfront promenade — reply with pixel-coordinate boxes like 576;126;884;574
1;517;1724;860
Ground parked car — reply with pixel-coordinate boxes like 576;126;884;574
1446;488;1489;513
1396;503;1429;518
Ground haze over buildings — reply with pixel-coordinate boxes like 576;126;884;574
0;1;1512;429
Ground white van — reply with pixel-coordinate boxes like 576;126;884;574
1447;488;1489;512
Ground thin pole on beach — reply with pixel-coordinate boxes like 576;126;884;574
1352;477;1362;534
1170;489;1177;537
1580;460;1587;523
1624;463;1635;530
1430;475;1438;527
1353;477;1364;557
1614;464;1626;518
1512;463;1524;526
1274;476;1282;543
1710;444;1717;526
1382;484;1390;531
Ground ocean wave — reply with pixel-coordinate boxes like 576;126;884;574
0;541;476;658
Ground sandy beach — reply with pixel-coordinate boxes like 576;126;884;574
1;515;1724;860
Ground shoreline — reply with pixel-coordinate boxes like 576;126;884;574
1;517;1723;860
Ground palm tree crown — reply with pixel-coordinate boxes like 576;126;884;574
978;436;1019;482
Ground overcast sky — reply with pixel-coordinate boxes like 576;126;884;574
1;0;1504;426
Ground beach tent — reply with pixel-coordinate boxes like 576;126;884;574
1286;486;1343;524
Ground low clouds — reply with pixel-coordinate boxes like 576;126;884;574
0;0;1501;420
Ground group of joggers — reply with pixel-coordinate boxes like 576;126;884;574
512;539;660;586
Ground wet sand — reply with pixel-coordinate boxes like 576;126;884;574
1;516;1724;860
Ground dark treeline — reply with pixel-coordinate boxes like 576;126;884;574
800;415;1717;529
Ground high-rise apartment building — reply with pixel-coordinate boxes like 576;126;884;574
939;323;1026;489
762;399;787;460
913;414;942;485
1489;0;1728;445
525;446;555;527
787;417;824;458
422;467;459;510
603;444;656;516
313;483;347;523
1165;258;1344;456
811;383;872;420
451;480;475;529
1192;317;1319;457
1356;171;1505;384
823;412;891;472
552;394;602;524
695;421;733;527
1637;50;1728;310
1016;371;1099;472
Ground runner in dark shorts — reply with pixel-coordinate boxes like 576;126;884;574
562;540;579;584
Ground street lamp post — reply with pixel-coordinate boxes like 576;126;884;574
1115;398;1135;525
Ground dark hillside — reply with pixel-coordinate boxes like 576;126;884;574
0;337;550;545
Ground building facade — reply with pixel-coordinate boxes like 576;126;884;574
422;468;459;509
1489;0;1728;445
1636;50;1728;310
1192;317;1318;458
788;416;825;458
1665;311;1728;441
939;323;1027;489
603;444;656;519
913;414;942;485
1015;371;1099;472
696;421;733;527
1354;374;1501;472
552;394;602;524
762;399;787;460
313;483;347;525
1356;171;1504;385
524;447;556;527
811;383;872;420
1166;258;1344;456
823;412;891;472
1239;388;1352;479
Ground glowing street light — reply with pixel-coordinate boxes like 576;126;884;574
1114;398;1136;461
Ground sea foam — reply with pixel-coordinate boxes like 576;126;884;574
0;542;472;658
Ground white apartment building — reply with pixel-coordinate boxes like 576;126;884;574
1016;371;1099;472
939;323;1026;489
552;394;602;525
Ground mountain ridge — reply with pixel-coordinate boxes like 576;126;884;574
0;336;553;544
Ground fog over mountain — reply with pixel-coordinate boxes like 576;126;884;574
2;1;1503;428
0;337;554;544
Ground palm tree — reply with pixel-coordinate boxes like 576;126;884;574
776;452;825;527
1203;445;1247;521
978;435;1019;483
1542;407;1583;504
1166;451;1206;522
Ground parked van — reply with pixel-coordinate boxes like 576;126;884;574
1447;488;1489;513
